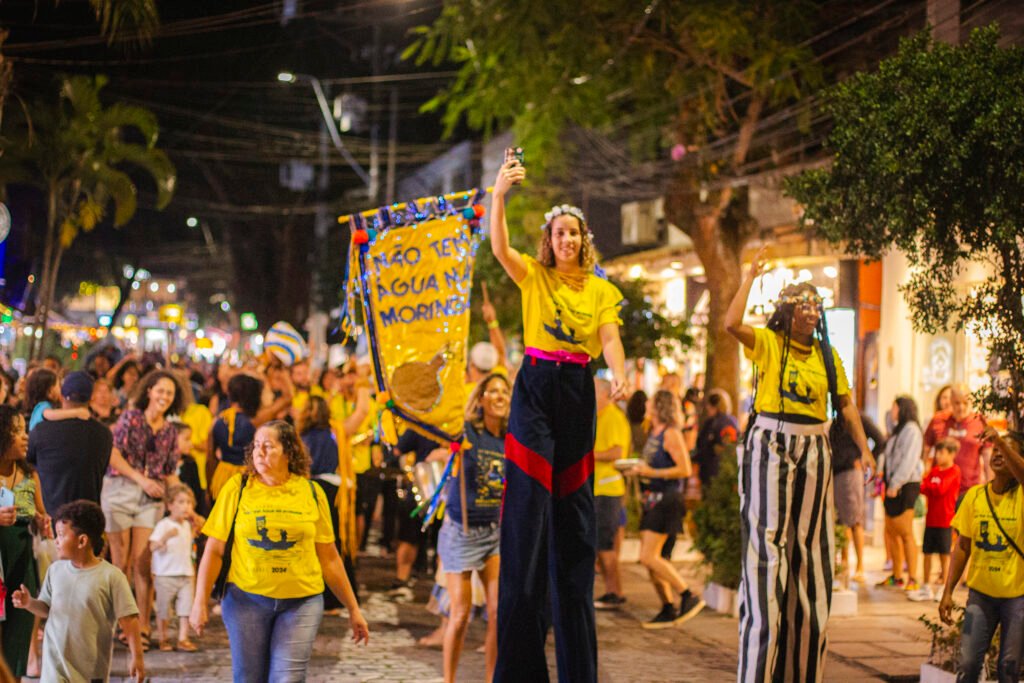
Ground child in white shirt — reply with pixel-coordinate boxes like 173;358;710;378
149;485;203;652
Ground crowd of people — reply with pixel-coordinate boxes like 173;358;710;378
0;158;1019;683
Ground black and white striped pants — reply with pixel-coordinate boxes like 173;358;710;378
738;416;835;683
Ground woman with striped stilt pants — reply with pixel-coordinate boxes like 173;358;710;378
725;248;876;683
488;154;627;683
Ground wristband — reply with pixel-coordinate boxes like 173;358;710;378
486;320;499;330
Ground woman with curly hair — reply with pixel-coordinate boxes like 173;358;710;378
437;372;510;683
103;369;186;650
190;420;369;681
726;248;876;683
0;404;50;677
489;156;626;682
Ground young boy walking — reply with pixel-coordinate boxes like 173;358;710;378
150;484;203;652
910;437;961;601
12;500;144;682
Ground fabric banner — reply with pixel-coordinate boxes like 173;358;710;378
341;191;486;446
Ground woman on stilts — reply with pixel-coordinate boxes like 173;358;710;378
726;248;875;683
490;154;626;683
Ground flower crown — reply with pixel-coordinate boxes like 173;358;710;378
542;204;588;231
778;291;823;307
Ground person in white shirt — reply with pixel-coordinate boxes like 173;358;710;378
150;485;204;652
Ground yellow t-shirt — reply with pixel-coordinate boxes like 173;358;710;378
516;255;623;359
332;396;378;474
181;403;214;488
594;404;630;497
952;483;1024;598
203;473;335;599
291;385;326;413
744;327;850;421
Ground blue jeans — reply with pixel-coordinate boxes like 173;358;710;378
222;584;324;683
958;589;1024;683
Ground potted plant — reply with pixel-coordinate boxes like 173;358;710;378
918;607;999;682
692;444;741;615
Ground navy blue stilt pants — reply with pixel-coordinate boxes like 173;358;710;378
495;356;597;683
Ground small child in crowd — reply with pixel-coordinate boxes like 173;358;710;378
12;500;144;682
911;437;961;601
25;368;90;431
171;420;206;516
150;484;203;652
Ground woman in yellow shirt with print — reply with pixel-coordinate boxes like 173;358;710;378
489;155;626;683
190;420;368;682
726;248;875;683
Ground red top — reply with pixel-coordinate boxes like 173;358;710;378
923;412;987;495
919;464;961;528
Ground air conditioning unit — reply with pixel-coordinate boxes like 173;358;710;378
621;197;664;245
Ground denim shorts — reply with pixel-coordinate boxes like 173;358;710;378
438;517;500;574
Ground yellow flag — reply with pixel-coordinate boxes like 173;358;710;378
344;203;483;444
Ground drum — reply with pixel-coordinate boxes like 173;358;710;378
410;460;445;506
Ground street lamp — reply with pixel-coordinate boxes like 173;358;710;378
277;70;375;197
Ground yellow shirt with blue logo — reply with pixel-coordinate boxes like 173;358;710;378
203;473;335;599
516;255;623;359
952;483;1023;598
744;327;850;421
594;404;630;497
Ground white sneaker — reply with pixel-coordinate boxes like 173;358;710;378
907;585;934;602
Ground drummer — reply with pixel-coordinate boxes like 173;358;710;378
385;428;444;601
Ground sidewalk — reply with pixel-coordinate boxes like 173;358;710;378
112;541;950;682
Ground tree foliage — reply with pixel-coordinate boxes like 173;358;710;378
786;26;1024;426
406;0;822;402
0;74;175;357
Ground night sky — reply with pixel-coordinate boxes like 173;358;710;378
2;0;456;327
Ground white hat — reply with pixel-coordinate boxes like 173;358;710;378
469;342;498;372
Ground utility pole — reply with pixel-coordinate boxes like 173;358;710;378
369;23;381;205
386;87;398;204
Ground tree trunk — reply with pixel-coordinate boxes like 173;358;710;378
701;238;742;408
37;244;65;357
32;189;60;360
664;176;752;413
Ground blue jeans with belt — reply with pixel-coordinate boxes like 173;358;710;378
958;589;1024;683
221;583;324;683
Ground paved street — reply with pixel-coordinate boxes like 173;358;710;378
112;543;950;682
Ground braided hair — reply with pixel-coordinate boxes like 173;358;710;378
765;283;841;421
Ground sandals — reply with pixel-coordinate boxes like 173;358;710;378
159;639;174;652
177;640;199;652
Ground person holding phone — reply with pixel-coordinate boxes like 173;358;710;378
489;150;626;683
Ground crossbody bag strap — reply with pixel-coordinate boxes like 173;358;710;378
983;484;1024;561
225;474;249;545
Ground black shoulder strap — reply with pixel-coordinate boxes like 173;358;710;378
983;484;1024;561
308;478;319;505
227;474;248;537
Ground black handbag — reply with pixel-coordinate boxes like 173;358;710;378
211;474;248;600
